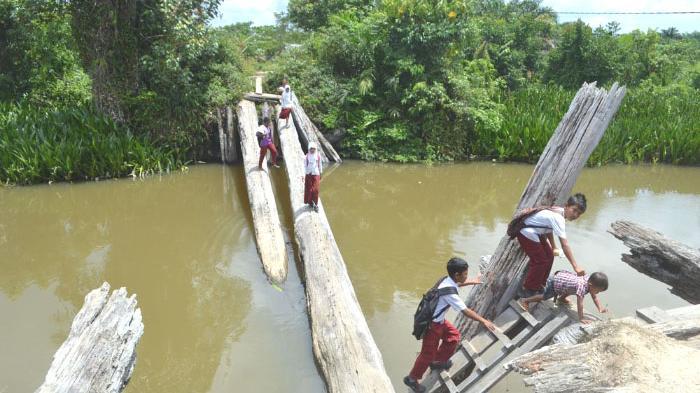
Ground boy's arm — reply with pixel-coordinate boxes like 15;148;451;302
560;238;585;276
577;296;593;324
458;273;482;287
590;292;608;313
461;307;497;332
548;233;561;256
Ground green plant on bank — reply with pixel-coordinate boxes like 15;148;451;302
0;103;188;185
476;83;700;165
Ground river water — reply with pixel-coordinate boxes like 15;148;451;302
1;162;698;392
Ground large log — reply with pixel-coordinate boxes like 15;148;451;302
217;106;238;163
244;92;281;103
608;220;700;304
456;82;626;339
236;100;288;283
274;105;393;393
507;319;700;393
290;92;342;163
36;283;143;393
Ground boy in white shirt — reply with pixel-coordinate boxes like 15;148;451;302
404;258;497;393
517;193;587;296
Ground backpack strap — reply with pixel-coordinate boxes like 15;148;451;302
433;285;459;319
521;206;561;230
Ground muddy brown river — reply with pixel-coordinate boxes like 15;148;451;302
1;162;698;392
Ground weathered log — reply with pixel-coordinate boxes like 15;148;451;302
217;106;238;163
290;92;342;163
36;283;143;393
456;82;626;339
244;92;281;103
507;319;700;393
274;105;393;393
236;100;288;283
608;220;700;304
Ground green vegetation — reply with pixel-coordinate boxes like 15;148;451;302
1;0;698;185
0;103;187;184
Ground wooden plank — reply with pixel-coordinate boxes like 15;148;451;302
462;342;487;372
509;299;540;327
439;371;459;393
457;325;535;391
609;220;700;304
274;105;393;393
236;100;288;283
37;283;143;393
636;306;671;324
467;312;572;393
244;92;281;103
489;328;513;348
456;83;626;340
255;76;263;94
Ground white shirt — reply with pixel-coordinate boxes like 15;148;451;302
304;152;322;175
281;85;292;108
433;276;466;323
520;207;566;242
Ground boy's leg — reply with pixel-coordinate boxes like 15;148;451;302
518;294;544;311
434;320;460;363
409;322;443;381
268;143;279;166
518;234;554;292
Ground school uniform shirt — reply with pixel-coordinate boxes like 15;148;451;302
304;152;322;175
281;85;292;108
520;207;566;242
258;124;273;147
433;276;467;323
553;271;590;298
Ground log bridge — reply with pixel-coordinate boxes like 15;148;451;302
236;76;393;392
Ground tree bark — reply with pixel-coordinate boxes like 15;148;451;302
36;283;143;393
244;92;282;103
290;93;342;163
236;100;288;283
608;220;700;304
274;105;393;393
456;82;626;339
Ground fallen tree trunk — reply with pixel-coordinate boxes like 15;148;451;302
507;318;700;393
456;82;626;339
36;283;143;393
608;220;700;304
274;105;393;393
217;106;238;163
290;93;342;163
237;100;288;283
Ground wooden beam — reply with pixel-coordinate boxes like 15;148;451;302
455;82;626;340
274;105;393;393
37;283;143;393
244;92;281;103
609;220;700;304
236;100;288;283
290;93;342;163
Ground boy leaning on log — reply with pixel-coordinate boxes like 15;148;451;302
405;258;497;393
510;193;588;296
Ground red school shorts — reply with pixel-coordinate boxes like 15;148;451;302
279;107;292;119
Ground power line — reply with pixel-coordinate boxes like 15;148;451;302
556;11;699;15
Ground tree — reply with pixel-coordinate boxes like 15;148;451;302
287;0;373;31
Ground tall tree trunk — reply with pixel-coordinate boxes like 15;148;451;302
456;82;626;339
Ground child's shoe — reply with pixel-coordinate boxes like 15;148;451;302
403;376;426;393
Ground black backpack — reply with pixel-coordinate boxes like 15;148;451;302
412;276;458;340
506;206;553;239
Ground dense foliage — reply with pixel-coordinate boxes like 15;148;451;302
264;0;699;164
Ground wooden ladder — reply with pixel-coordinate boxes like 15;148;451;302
421;300;574;393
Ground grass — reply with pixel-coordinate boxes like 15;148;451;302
0;102;188;185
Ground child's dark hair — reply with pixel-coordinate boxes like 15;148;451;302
263;117;270;125
566;193;587;213
447;257;469;279
588;272;608;290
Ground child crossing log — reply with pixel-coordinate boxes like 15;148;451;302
236;99;288;284
609;220;700;304
36;283;143;393
274;105;393;393
455;82;626;340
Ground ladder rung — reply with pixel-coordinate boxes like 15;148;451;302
489;328;513;348
439;370;459;393
461;342;487;372
509;299;541;327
